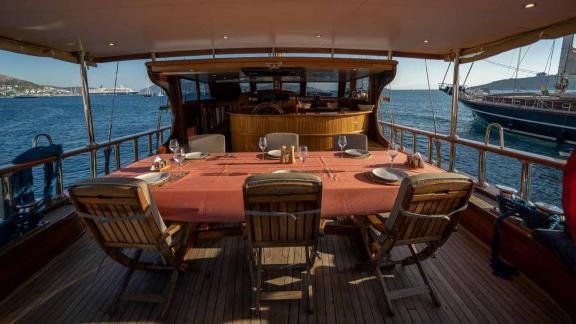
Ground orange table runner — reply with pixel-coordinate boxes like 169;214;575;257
111;151;442;222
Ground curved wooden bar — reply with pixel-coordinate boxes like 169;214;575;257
229;111;372;151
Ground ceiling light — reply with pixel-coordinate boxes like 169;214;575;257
423;40;430;43
524;3;536;8
315;34;322;38
108;42;115;46
223;35;229;39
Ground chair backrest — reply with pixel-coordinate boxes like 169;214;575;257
68;177;170;251
332;134;368;151
243;173;322;248
265;132;299;150
188;134;226;153
384;172;474;247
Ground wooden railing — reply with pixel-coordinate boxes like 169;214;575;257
379;121;566;200
0;126;170;220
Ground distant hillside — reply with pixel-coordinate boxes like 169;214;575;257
0;74;42;90
470;73;576;91
0;74;72;97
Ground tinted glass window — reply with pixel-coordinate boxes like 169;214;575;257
181;79;198;102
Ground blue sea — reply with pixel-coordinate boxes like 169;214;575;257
0;92;567;206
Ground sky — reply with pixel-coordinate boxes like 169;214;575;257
0;37;565;91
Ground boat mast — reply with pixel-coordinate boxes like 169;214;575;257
513;48;522;92
556;34;575;94
79;52;97;177
448;49;460;172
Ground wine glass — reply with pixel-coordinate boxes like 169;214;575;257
388;143;399;168
169;139;180;161
298;145;309;164
174;147;185;166
258;137;268;160
338;135;347;158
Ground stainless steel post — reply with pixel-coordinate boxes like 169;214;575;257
448;49;461;172
79;52;97;177
519;161;531;200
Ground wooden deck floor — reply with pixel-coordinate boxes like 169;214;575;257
0;227;570;324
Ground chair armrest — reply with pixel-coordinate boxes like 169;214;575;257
160;223;183;243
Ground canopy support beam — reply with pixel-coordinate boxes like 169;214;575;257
79;52;97;177
448;49;460;172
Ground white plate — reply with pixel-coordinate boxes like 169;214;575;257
370;167;407;184
184;152;208;160
136;172;170;185
272;169;302;174
345;149;370;157
534;202;564;215
266;149;281;159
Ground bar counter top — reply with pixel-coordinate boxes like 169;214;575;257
229;110;373;151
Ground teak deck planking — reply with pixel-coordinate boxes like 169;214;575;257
0;227;570;323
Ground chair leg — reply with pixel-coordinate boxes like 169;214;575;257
160;269;179;319
408;244;441;307
111;250;142;314
304;247;314;314
375;266;395;316
255;248;263;314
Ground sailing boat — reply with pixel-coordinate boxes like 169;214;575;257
456;35;576;144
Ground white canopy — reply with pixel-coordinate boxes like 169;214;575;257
1;0;575;64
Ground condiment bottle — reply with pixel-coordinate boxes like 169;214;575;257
280;145;287;164
289;145;296;164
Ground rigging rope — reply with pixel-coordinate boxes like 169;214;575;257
424;59;442;166
104;61;120;175
462;62;475;88
440;61;452;86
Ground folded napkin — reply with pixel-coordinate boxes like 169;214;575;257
405;152;425;168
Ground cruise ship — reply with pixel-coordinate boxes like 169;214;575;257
89;85;139;95
0;1;574;323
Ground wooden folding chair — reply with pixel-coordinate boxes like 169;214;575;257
68;177;196;319
243;173;322;314
357;172;474;316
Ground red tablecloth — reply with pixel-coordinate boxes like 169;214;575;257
111;151;442;222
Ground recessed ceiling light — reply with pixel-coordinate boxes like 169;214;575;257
223;35;229;39
353;68;357;71
423;40;430;43
524;3;536;8
108;42;115;46
315;34;322;38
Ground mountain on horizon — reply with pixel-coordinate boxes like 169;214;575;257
470;73;576;91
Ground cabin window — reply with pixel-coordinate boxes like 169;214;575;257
199;82;212;99
239;82;250;93
282;83;300;93
307;82;338;97
256;83;273;91
181;79;198;102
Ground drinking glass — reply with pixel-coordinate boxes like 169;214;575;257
298;145;309;164
169;139;180;161
258;137;268;160
174;147;185;166
388;143;399;168
338;135;347;158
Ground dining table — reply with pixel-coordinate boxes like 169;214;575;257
110;151;443;222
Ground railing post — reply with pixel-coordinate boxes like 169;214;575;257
133;138;139;162
448;142;456;171
159;129;164;148
477;150;487;187
519;161;531;200
1;175;13;221
427;136;433;163
411;132;417;154
114;144;121;170
147;134;153;156
89;150;97;178
399;129;404;151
